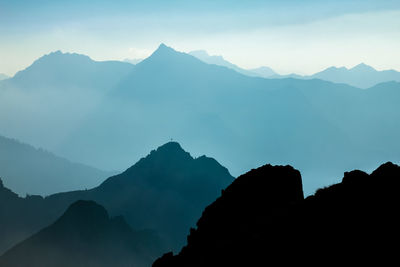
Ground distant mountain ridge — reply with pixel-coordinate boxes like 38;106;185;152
273;63;400;88
0;200;162;267
0;73;9;80
9;50;135;90
0;135;112;196
189;49;400;88
189;50;277;77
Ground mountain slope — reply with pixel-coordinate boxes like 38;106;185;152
154;162;400;266
0;135;112;196
0;142;233;255
0;51;135;150
0;200;162;267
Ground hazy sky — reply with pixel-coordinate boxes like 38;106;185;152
1;0;400;76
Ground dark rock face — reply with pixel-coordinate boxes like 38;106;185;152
154;162;400;266
0;200;161;267
154;164;305;266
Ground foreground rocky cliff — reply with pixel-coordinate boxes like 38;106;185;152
154;162;400;266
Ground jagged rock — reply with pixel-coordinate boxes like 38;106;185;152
154;162;400;266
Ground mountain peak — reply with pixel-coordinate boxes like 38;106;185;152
143;141;192;163
154;43;175;54
139;43;189;66
58;200;109;225
37;50;92;64
351;63;375;71
156;141;184;153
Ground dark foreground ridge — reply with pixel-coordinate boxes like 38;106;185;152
154;162;400;266
0;200;161;267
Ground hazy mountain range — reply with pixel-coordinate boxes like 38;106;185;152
0;44;399;196
272;63;400;89
0;142;233;257
0;135;113;196
189;50;400;88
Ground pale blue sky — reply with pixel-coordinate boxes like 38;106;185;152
1;0;400;75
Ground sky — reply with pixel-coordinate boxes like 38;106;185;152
1;0;400;76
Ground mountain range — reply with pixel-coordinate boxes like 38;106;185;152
3;152;397;266
272;63;400;89
0;200;162;267
0;142;233;257
154;161;400;266
0;135;112;196
189;50;400;88
0;44;399;196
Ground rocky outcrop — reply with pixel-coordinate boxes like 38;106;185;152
154;162;400;266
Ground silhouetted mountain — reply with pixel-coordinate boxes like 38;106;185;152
154;162;400;266
0;73;9;80
0;200;162;267
0;142;233;256
0;135;112;196
0;177;46;254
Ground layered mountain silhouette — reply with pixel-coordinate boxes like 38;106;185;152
0;142;233;256
153;162;400;266
272;63;400;88
189;49;400;88
0;135;112;196
1;44;400;196
0;200;162;267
